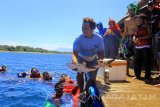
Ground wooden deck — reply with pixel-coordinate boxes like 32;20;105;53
96;69;160;107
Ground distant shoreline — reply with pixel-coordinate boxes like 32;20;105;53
0;45;72;54
0;50;72;54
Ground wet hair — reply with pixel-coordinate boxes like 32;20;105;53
1;66;7;71
31;68;39;73
43;71;52;80
83;17;96;30
30;68;40;78
61;74;67;78
54;82;63;98
43;72;49;76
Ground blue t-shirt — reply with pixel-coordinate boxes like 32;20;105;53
73;33;104;57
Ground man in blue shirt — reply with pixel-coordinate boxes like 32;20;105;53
73;17;104;92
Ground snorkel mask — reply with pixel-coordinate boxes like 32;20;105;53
17;72;27;78
2;66;7;71
31;68;39;73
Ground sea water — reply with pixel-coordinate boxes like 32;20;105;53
0;52;76;107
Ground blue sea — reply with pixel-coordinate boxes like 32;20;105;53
0;52;77;107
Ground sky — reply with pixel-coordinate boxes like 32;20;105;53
0;0;139;51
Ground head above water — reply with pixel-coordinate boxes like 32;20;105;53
61;74;67;78
54;82;63;98
61;74;70;80
43;71;52;80
30;68;40;78
31;68;39;73
1;66;7;71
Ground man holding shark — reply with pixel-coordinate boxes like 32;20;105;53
72;17;104;93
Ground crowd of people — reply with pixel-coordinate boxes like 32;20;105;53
17;68;53;80
123;0;160;85
0;0;159;106
72;0;160;96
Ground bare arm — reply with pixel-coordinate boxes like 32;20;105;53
123;20;128;40
72;50;78;64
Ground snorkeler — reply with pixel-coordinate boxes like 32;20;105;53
17;68;53;81
52;75;80;107
17;68;42;78
43;71;52;80
0;65;7;72
61;74;75;84
30;68;42;78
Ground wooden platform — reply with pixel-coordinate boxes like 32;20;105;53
96;69;160;107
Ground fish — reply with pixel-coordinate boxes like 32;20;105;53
66;58;115;73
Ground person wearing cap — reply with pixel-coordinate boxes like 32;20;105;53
123;3;138;75
73;17;104;92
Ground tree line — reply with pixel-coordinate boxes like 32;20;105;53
0;45;71;54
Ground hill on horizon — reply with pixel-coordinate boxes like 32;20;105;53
0;45;71;54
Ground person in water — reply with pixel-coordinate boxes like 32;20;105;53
17;68;41;78
17;72;28;78
61;74;75;84
43;71;52;81
52;74;80;107
53;74;78;97
0;65;7;71
30;68;42;78
17;68;53;81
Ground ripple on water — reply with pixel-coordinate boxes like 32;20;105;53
0;53;75;107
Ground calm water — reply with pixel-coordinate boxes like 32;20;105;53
0;52;76;107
